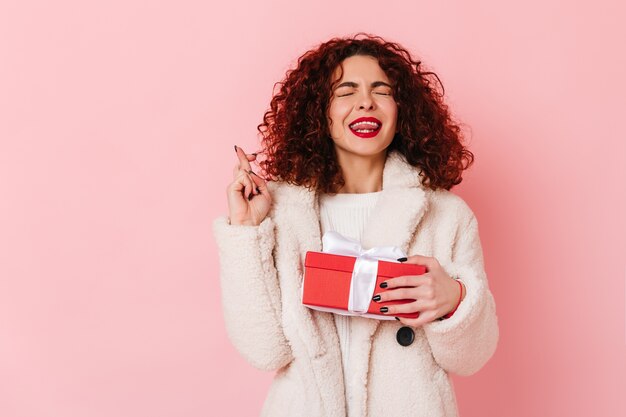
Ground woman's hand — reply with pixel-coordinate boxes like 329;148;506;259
227;145;272;226
373;255;466;328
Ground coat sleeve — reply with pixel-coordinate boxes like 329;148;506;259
422;210;499;376
212;214;294;371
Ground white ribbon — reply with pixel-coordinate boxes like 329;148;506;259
322;231;407;314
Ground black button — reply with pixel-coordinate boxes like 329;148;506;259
396;326;414;346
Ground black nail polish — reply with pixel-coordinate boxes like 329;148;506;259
247;193;253;201
397;257;407;262
372;295;381;302
251;152;257;156
380;282;388;288
256;187;261;193
380;307;388;313
395;317;400;321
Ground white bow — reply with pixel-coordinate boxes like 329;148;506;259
322;231;407;314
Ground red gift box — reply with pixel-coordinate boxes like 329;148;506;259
302;251;427;319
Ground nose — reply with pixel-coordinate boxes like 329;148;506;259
357;91;375;110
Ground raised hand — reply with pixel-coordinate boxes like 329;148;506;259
227;146;272;226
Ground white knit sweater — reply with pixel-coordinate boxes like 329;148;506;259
318;190;383;416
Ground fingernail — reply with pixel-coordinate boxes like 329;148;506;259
256;186;261;193
247;193;253;201
251;152;258;156
372;295;381;302
234;145;238;152
380;307;388;313
395;317;400;321
397;257;407;262
379;282;388;288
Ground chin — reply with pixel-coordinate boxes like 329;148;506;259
332;134;394;156
339;146;390;158
350;140;393;154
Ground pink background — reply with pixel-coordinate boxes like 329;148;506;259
1;1;624;416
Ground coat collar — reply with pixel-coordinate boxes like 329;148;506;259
271;149;430;415
275;148;428;256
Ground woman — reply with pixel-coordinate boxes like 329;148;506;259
212;33;499;417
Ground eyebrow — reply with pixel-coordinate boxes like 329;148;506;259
334;81;393;89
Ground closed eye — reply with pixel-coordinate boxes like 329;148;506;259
338;92;392;97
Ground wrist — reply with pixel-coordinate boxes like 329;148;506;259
439;279;464;320
228;216;259;226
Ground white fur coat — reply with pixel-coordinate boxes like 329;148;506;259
212;150;499;416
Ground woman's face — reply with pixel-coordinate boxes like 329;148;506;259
327;55;398;160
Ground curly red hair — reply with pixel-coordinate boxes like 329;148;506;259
254;32;474;192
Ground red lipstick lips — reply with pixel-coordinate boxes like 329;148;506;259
349;117;382;138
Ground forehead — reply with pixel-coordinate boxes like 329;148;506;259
332;55;390;82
